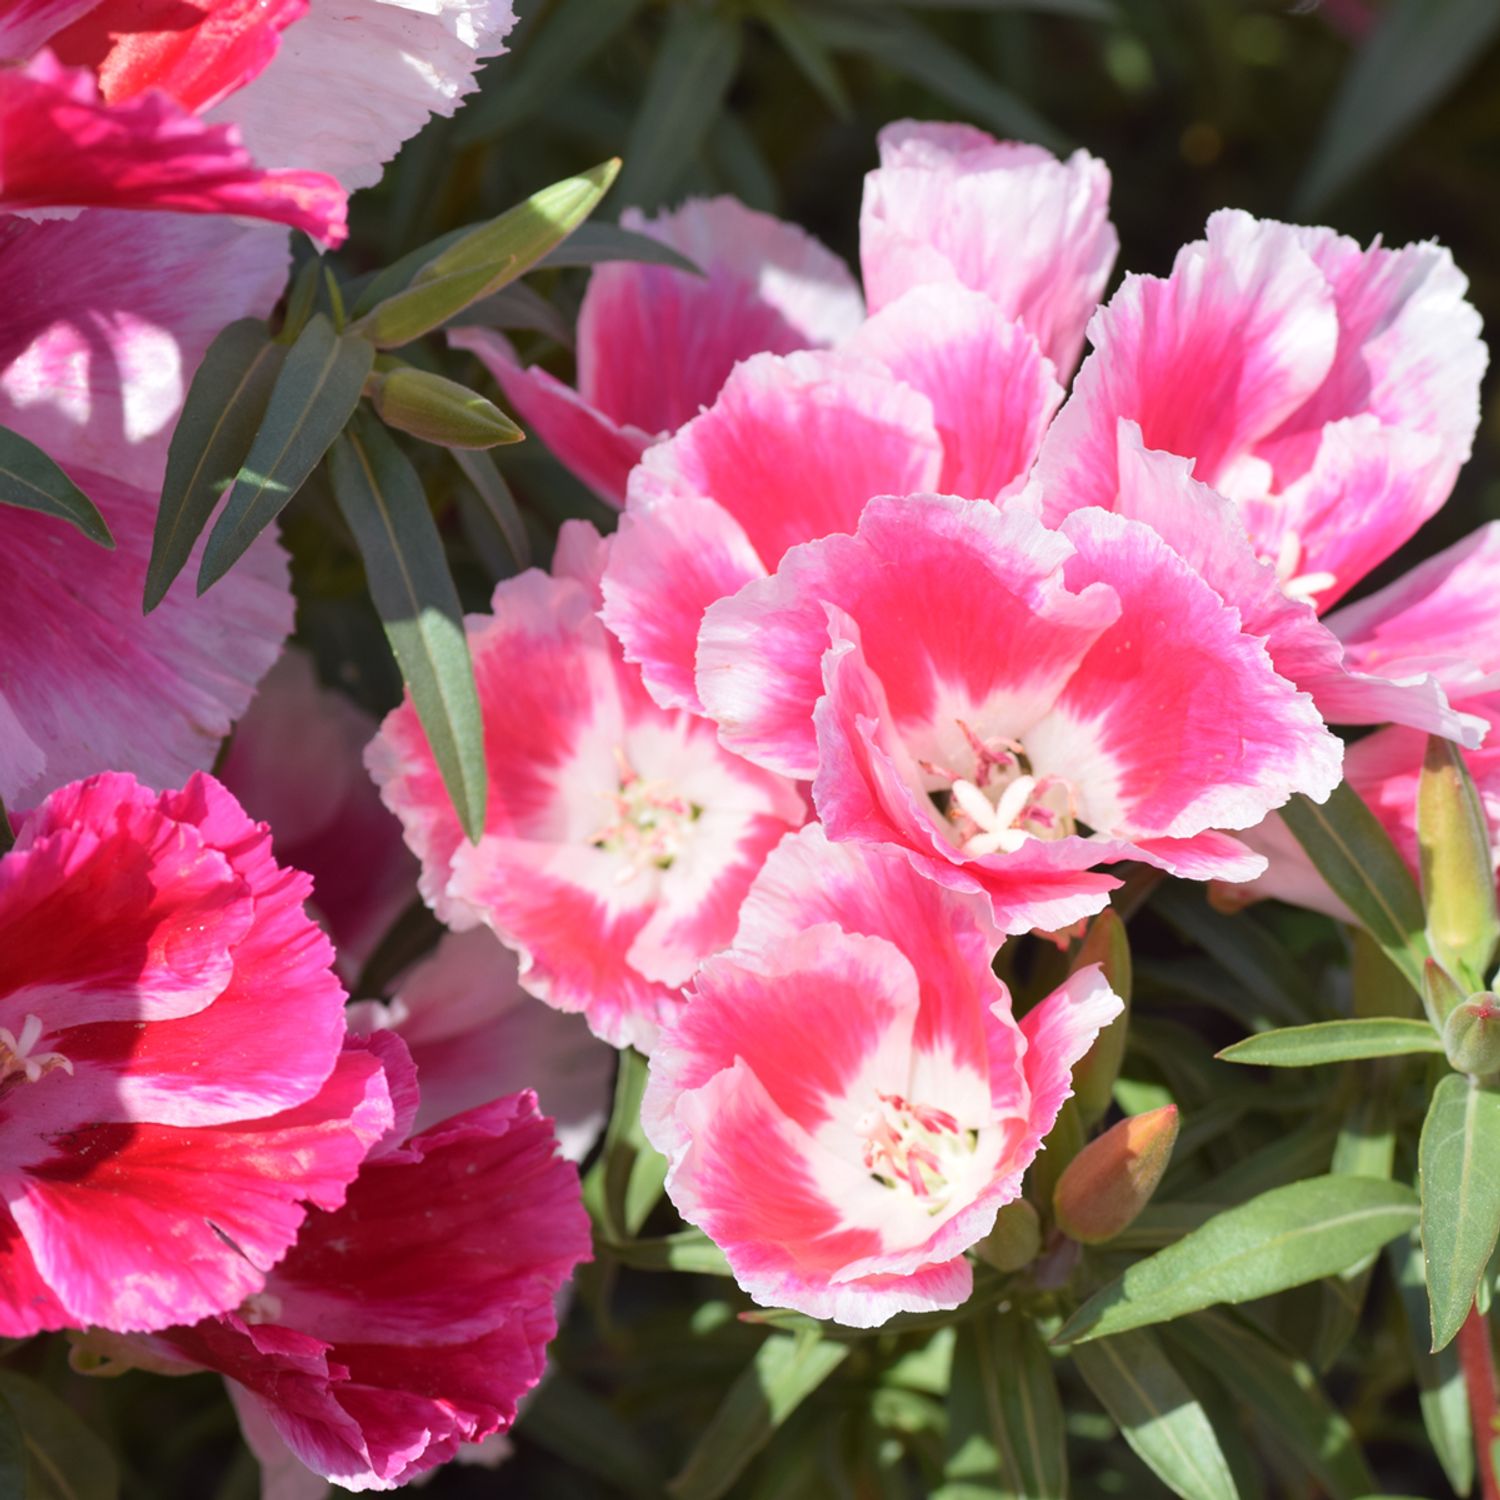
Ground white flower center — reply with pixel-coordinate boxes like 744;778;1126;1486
591;748;700;884
1269;531;1337;606
0;1014;72;1093
925;724;1077;855
856;1091;978;1213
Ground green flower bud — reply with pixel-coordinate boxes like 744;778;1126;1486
369;367;524;450
1442;994;1500;1077
1053;1104;1178;1246
1419;734;1499;990
973;1199;1043;1272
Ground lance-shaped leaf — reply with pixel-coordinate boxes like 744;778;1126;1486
1055;1176;1419;1346
1072;1329;1238;1500
535;221;703;274
1419;734;1499;991
328;411;487;840
349;160;620;345
1420;1072;1500;1352
597;1047;667;1240
0;1370;118;1500
669;1331;850;1500
199;315;372;592
146;319;284;609
0;424;113;548
1281;783;1431;993
1217;1018;1444;1068
451;448;530;570
1168;1313;1376;1500
600;1230;733;1276
939;1311;1066;1499
1388;1230;1475;1496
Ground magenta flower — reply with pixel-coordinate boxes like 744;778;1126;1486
0;772;392;1337
696;493;1342;933
144;1059;591;1492
368;523;806;1051
454;195;865;505
644;825;1122;1327
1038;209;1487;738
860;120;1118;377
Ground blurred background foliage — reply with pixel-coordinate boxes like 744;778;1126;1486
55;2;1500;1497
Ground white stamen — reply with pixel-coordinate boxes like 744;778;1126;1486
0;1013;73;1086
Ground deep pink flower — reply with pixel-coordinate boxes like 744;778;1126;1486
145;1067;591;1492
368;522;806;1051
644;824;1122;1327
221;650;417;983
349;926;614;1158
0;211;294;805
454;195;865;505
860;120;1117;377
0;772;392;1337
1037;209;1486;737
697;493;1342;933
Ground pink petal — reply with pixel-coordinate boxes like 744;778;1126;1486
1017;964;1125;1147
861;118;1117;376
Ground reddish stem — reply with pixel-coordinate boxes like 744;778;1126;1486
1459;1301;1500;1500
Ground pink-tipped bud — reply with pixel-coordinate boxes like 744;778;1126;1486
1443;995;1500;1077
1053;1104;1178;1246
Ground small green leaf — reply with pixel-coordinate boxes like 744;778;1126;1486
1420;1072;1500;1351
0;1370;119;1500
669;1331;850;1500
1072;1329;1238;1500
327;411;487;840
0;425;113;548
939;1312;1066;1499
614;7;743;210
147;319;284;609
199;315;373;591
450;282;576;346
1055;1176;1419;1345
1281;783;1432;993
535;221;703;274
1217;1018;1443;1068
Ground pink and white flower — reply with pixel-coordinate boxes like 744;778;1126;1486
696;492;1342;933
1037;209;1486;738
860;120;1117;378
0;771;392;1337
368;521;806;1051
144;1064;591;1492
454;195;865;506
0;211;294;805
644;825;1122;1327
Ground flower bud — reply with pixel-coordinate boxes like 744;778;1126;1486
369;366;524;449
1424;957;1469;1030
1069;909;1132;1124
1442;994;1500;1077
1053;1104;1178;1246
1419;735;1499;991
974;1199;1042;1272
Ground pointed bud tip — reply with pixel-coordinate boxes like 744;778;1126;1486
1053;1104;1178;1246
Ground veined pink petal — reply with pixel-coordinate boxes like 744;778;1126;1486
0;52;346;242
860;119;1117;376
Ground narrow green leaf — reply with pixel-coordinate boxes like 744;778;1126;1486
1420;1072;1500;1351
1281;783;1431;992
759;0;852;117
1217;1018;1443;1068
807;5;1063;151
601;1229;732;1275
147;319;284;609
327;412;487;840
1297;0;1500;210
449;282;576;347
940;1312;1066;1499
1168;1313;1375;1499
450;448;530;570
521;1369;667;1500
199;315;372;592
1055;1176;1420;1345
1388;1230;1475;1496
1073;1329;1238;1500
0;425;113;548
600;1046;667;1238
669;1331;850;1500
0;1370;118;1500
614;7;743;211
535;221;703;274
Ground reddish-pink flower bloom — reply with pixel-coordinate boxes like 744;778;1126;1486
697;493;1342;933
0;772;392;1337
645;825;1122;1326
0;211;293;805
221;650;417;983
454;195;865;505
368;522;806;1051
1038;209;1486;738
860;120;1117;377
143;1058;591;1492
